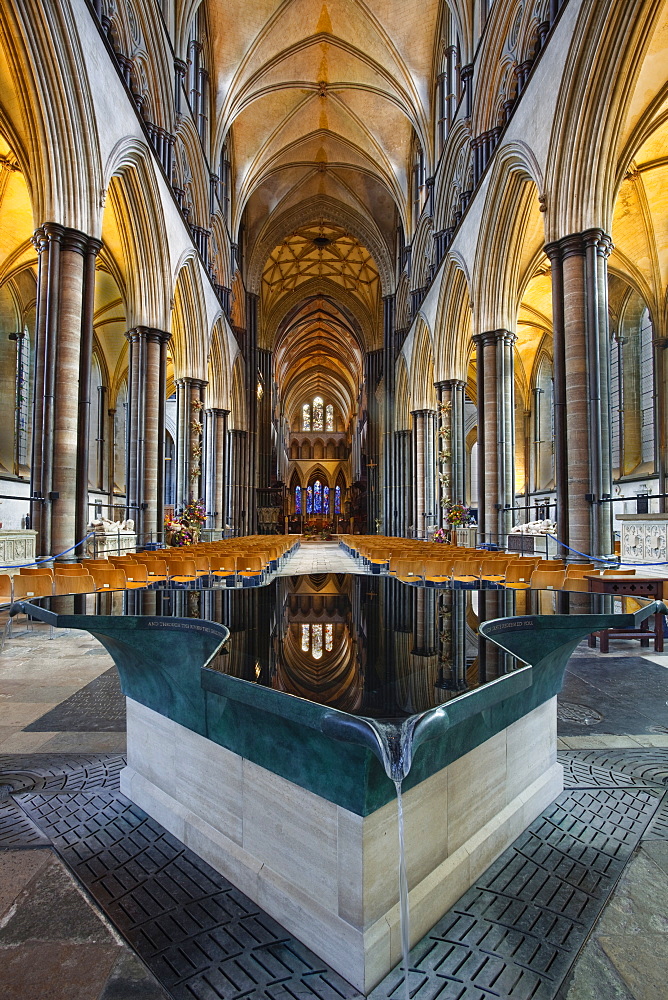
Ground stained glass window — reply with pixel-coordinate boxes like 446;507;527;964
306;486;313;514
311;624;323;660
323;486;330;515
301;624;309;652
313;396;324;431
302;403;310;431
313;480;322;514
325;624;333;652
295;487;301;513
334;485;341;513
325;404;334;431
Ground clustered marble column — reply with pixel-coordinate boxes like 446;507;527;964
125;327;171;541
31;224;102;560
545;229;614;559
203;407;229;529
411;409;437;539
174;377;207;513
435;379;466;526
474;330;515;547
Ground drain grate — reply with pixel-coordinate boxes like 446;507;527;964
0;797;51;848
370;787;659;1000
1;751;665;1000
15;788;362;1000
0;753;126;793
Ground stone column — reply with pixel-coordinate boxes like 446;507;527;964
545;230;613;558
473;331;516;547
382;294;396;532
365;349;383;531
257;348;273;489
174;377;207;512
411;409;437;539
203;407;229;529
245;292;259;533
435;380;466;526
75;236;103;544
31;225;102;560
125;328;171;541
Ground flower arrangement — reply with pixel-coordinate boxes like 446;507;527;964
165;499;207;546
190;418;203;435
303;520;333;540
442;501;474;526
191;398;204;412
432;527;448;543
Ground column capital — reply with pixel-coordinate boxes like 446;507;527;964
207;407;230;416
473;329;516;347
435;379;466;390
544;227;613;262
32;224;100;256
410;408;437;417
126;326;171;344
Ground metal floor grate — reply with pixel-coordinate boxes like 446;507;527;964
1;750;665;1000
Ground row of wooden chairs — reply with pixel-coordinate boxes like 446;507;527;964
0;536;299;605
341;536;633;592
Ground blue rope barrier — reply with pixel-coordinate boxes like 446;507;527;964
0;532;97;571
546;534;668;567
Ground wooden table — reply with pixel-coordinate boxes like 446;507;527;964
585;574;664;651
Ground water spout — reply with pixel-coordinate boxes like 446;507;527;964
322;706;449;999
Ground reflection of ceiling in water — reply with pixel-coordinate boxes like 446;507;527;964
275;619;362;713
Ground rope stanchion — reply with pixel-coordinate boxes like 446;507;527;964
0;531;97;571
546;534;668;567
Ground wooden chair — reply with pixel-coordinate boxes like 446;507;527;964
0;574;12;605
53;573;96;596
12;574;54;600
237;554;265;585
88;566;128;592
451;559;481;585
391;558;424;584
529;569;566;590
165;558;199;583
210;554;237;585
422;558;454;586
20;566;54;577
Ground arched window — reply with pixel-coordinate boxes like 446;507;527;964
88;353;104;489
295;486;302;514
219;141;231;224
306;485;313;514
301;397;336;431
334;484;341;513
311;624;323;660
12;329;30;472
313;396;324;431
610;296;655;477
313;480;322;514
323;485;330;515
187;8;209;145
412;141;425;228
301;624;328;660
532;358;554;491
435;13;461;159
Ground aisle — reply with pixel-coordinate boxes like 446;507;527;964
276;539;363;575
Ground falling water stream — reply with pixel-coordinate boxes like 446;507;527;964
394;779;411;1000
322;707;448;1000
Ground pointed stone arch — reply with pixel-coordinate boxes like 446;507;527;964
104;138;172;329
409;318;437;410
206;317;232;409
171;253;208;380
472;148;544;334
